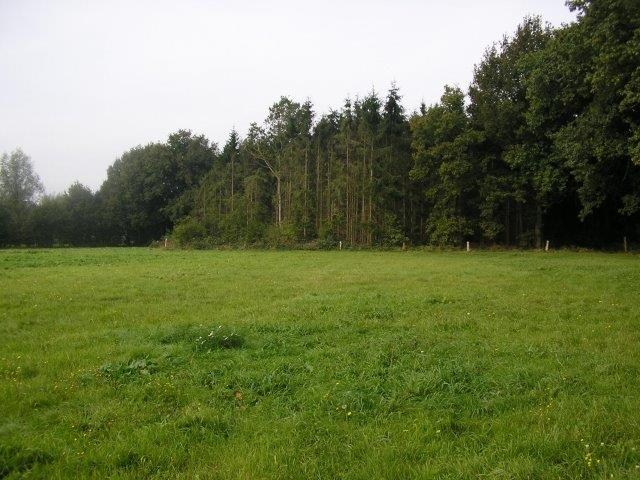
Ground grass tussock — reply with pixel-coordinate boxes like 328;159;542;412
0;445;54;478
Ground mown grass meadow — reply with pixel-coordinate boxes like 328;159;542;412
1;248;639;478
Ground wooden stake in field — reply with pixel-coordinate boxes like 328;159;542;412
545;240;549;252
339;241;342;251
466;241;470;252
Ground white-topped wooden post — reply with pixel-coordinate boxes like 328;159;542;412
466;241;470;252
545;240;549;252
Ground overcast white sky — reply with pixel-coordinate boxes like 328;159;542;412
0;0;576;193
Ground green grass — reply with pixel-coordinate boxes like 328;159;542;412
1;248;639;479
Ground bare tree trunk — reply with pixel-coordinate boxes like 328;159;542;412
505;198;510;246
517;202;523;246
287;178;292;224
304;146;308;238
203;182;207;218
402;182;406;233
327;151;331;223
346;134;350;244
369;140;373;246
276;175;282;226
410;194;415;241
316;143;321;231
361;149;366;243
534;201;542;249
230;154;235;213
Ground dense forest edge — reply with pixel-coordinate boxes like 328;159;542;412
1;0;639;250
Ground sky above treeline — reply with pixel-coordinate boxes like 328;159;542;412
0;0;576;193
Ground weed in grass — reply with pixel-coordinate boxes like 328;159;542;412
195;326;244;352
158;324;245;351
98;357;157;382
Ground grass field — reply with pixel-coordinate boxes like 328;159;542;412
1;248;639;479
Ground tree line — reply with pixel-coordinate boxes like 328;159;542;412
1;0;638;249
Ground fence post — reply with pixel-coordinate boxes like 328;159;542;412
466;241;470;252
545;240;549;252
339;241;342;251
